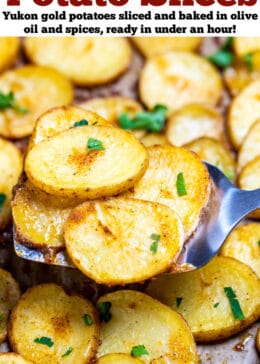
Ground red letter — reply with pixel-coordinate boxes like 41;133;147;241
96;0;107;4
141;0;167;5
238;0;256;4
110;0;128;5
7;0;20;4
70;0;92;5
33;0;53;5
58;0;69;5
218;0;236;5
169;0;181;5
197;0;214;5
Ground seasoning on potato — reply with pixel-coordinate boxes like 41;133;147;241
0;37;20;73
0;353;33;364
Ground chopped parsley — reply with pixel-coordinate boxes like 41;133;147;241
213;302;220;308
118;104;168;133
82;313;93;326
97;301;112;323
224;170;234;181
150;233;160;254
34;336;54;347
224;287;245;320
87;138;105;152
176;172;187;197
243;53;253;71
206;37;234;70
0;193;6;209
258;239;260;247
131;344;149;357
0;314;4;321
73;119;88;127
61;347;73;358
0;91;28;114
176;297;183;308
92;121;98;126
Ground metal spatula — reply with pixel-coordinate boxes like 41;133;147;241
13;163;260;271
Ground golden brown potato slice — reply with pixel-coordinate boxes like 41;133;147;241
0;137;22;231
131;37;201;57
0;66;73;139
146;256;260;342
24;37;132;86
0;353;33;364
9;284;99;364
237;119;260;174
97;354;143;364
0;37;20;73
29;106;112;150
0;268;20;344
220;223;260;279
238;157;260;219
141;133;169;147
228;79;260;149
125;145;211;240
234;37;260;57
25;126;148;199
97;290;198;363
12;179;84;251
256;327;260;353
184;137;236;182
139;51;222;113
65;198;183;285
166;103;225;146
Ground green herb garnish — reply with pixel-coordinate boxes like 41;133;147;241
119;104;168;133
206;37;234;70
150;233;160;254
224;170;234;181
61;347;73;358
258;239;260;247
92;121;98;126
87;138;105;152
74;119;88;127
131;344;149;357
176;172;187;197
243;53;253;71
0;314;4;321
97;301;112;323
34;336;54;347
176;297;183;308
213;302;219;308
0;193;6;209
224;287;245;320
0;91;28;114
82;313;93;326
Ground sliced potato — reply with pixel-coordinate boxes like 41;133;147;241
184;137;236;182
97;290;198;363
256;327;260;353
228;79;260;149
29;106;112;150
224;63;260;96
139;51;222;113
0;137;23;231
234;37;260;57
0;66;73;139
125;145;211;240
0;268;20;344
146;256;260;342
9;284;99;364
220;223;260;279
0;37;20;73
0;353;33;364
97;354;143;364
238;157;260;219
65;198;183;285
141;133;169;147
25;126;148;199
166;103;225;146
132;37;201;57
12;179;83;251
24;37;132;86
237;119;260;174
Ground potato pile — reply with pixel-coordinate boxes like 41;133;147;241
0;36;260;363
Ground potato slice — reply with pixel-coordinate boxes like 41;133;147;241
220;223;260;279
25;126;148;199
141;133;168;147
64;198;183;285
238;157;260;219
125;145;211;240
0;268;20;344
9;284;99;364
237;119;260;174
0;137;22;231
234;37;260;57
132;37;201;57
146;256;260;342
12;179;83;251
184;137;236;182
0;37;20;73
166;103;225;147
29;106;112;150
0;353;33;364
24;37;132;86
228;79;260;149
256;327;260;353
0;66;73;139
139;51;222;113
224;63;260;96
97;354;143;364
97;290;198;363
